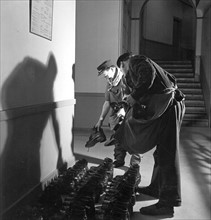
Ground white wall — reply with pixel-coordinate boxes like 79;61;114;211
0;0;76;214
0;0;75;108
75;0;122;94
131;0;195;54
181;5;196;50
144;0;183;45
131;0;145;54
75;0;123;128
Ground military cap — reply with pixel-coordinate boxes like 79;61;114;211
97;60;114;76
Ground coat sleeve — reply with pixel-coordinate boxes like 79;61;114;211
105;83;110;101
128;56;156;101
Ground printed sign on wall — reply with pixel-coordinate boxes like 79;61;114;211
30;0;54;40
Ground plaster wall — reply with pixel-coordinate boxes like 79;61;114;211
0;0;76;214
75;0;122;128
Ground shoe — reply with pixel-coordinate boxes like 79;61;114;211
85;127;106;148
140;202;174;216
136;186;159;198
104;134;118;146
113;160;125;168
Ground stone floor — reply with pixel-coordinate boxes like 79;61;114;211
73;126;211;220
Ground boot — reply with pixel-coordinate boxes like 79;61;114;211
85;127;106;148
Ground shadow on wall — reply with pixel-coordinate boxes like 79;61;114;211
0;53;65;215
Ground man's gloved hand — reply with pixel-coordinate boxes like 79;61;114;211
95;119;103;131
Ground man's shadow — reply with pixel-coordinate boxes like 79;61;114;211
0;53;64;215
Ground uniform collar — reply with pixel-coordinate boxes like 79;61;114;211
108;68;123;89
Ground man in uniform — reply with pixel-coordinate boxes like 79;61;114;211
115;53;185;216
95;60;141;168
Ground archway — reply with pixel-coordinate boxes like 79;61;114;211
138;0;196;61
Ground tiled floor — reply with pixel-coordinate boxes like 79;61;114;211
73;126;211;220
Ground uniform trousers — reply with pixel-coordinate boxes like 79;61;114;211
148;100;185;206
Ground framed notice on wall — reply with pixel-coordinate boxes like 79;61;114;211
30;0;54;40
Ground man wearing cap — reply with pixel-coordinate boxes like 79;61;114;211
95;59;141;169
115;53;185;216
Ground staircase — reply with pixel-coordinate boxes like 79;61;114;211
156;60;209;127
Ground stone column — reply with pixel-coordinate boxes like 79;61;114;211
195;9;203;81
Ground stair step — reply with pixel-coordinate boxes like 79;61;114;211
184;113;207;119
177;82;201;88
159;64;193;68
177;78;199;83
185;94;204;100
172;73;194;78
164;68;193;72
185;106;207;113
185;100;205;107
180;88;202;94
182;119;209;127
156;60;192;64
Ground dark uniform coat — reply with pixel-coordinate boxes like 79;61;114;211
115;55;185;206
